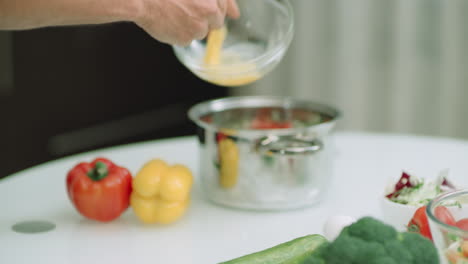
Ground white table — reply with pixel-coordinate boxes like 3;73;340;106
1;131;468;264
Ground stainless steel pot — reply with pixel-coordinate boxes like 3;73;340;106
188;96;340;210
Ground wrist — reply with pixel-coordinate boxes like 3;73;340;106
110;0;145;23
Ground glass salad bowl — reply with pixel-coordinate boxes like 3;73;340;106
172;0;294;87
427;189;468;264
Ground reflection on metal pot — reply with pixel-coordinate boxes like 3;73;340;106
217;137;239;189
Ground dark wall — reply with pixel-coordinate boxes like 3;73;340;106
0;23;227;178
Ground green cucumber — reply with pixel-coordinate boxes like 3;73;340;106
219;234;328;264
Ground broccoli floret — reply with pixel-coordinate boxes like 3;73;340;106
303;217;439;264
382;239;413;264
400;232;439;264
323;234;386;264
344;217;398;243
366;257;399;264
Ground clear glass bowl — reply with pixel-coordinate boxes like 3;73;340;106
172;0;294;87
427;189;468;264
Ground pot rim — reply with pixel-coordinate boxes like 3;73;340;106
188;96;341;136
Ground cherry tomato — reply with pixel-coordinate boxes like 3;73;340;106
435;206;457;226
407;206;432;240
456;218;468;231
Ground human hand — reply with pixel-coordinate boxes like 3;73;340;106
134;0;240;46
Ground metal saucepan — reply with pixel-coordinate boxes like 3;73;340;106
188;96;341;210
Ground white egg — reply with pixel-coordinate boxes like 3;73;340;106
323;215;357;241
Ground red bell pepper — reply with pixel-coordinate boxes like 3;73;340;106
66;157;132;222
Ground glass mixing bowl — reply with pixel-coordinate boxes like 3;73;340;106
427;189;468;264
172;0;294;87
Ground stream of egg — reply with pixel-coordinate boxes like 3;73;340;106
202;27;262;87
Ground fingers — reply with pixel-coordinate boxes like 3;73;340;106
226;0;240;19
193;22;209;41
196;0;240;42
208;0;227;30
136;0;239;46
217;0;228;15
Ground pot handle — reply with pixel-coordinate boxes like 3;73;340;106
257;135;323;155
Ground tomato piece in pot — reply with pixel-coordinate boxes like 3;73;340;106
251;119;292;129
250;109;292;129
216;132;228;142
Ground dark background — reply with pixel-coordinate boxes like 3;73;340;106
0;23;227;178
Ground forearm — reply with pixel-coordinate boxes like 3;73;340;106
0;0;143;30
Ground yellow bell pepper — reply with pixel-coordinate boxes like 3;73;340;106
130;159;193;224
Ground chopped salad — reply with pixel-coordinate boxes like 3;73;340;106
385;170;457;206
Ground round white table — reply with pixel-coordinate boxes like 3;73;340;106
1;131;468;264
